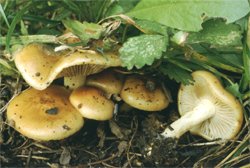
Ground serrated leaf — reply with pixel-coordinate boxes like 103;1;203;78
62;20;103;44
135;19;168;36
127;0;250;32
187;19;242;46
119;35;167;70
159;61;193;85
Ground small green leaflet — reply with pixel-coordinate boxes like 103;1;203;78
119;34;167;70
159;62;193;85
135;19;168;36
127;0;250;32
0;59;18;77
187;19;242;47
226;83;243;100
62;20;103;44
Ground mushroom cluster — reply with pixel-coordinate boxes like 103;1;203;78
9;43;242;142
6;43;123;141
7;43;172;141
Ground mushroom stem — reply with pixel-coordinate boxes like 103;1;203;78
64;75;86;89
161;99;216;139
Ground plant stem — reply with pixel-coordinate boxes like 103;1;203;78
0;35;58;46
161;99;215;138
183;46;243;73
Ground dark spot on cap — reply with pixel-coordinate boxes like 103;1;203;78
15;104;18;107
35;72;41;77
62;125;71;131
45;107;59;115
124;88;130;91
77;103;83;109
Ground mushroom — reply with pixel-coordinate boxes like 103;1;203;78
161;70;243;140
69;86;114;120
14;43;121;90
120;75;169;111
6;85;84;141
85;68;124;100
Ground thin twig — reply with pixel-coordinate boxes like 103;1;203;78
84;154;118;166
16;155;49;160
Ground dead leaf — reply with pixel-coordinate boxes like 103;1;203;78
59;147;71;165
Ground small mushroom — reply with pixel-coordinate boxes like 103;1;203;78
14;43;121;90
85;68;124;99
161;71;243;140
120;75;169;111
69;86;114;120
6;85;84;141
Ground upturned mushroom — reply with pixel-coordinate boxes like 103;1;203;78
85;68;124;99
120;75;169;111
6;85;84;141
14;43;121;90
70;86;114;120
161;71;243;140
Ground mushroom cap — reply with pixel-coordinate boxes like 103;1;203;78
120;75;169;111
69;86;114;120
14;43;121;90
6;85;84;141
86;69;124;95
178;70;243;140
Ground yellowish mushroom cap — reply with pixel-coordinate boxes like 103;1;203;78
86;69;124;96
70;86;114;120
6;85;84;141
14;43;121;90
121;75;169;111
178;71;243;140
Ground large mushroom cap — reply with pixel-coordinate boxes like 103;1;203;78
121;75;169;111
178;70;243;140
70;86;114;120
6;85;84;141
14;43;121;90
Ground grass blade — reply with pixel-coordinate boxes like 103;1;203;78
5;2;33;51
0;4;10;28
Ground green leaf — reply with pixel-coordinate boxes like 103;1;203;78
119;34;167;70
135;19;168;36
187;19;242;46
105;0;139;16
0;59;18;77
127;0;250;31
62;20;103;44
159;61;194;85
226;83;243;99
